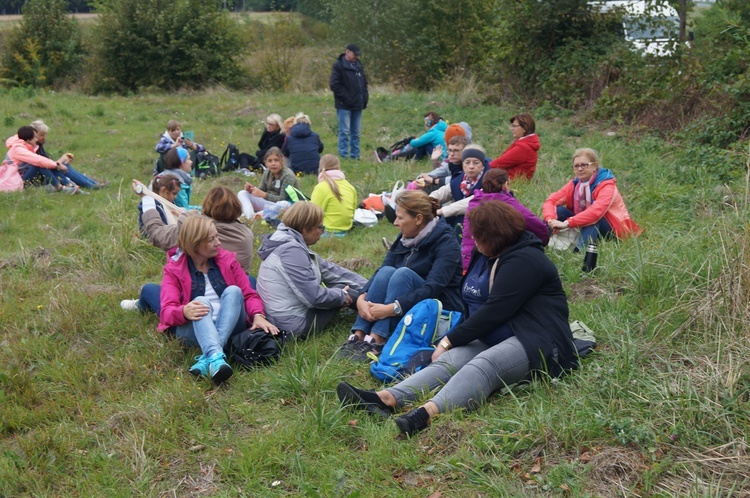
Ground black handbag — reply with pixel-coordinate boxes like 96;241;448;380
225;328;290;369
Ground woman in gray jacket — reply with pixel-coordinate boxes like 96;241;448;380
256;202;367;339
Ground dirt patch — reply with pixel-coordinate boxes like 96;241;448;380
567;279;623;303
0;247;52;271
235;105;261;117
586;446;647;496
338;257;372;272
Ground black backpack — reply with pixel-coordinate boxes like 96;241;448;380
225;328;290;369
194;151;220;178
219;143;240;172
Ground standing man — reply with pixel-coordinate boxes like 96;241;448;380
330;43;368;160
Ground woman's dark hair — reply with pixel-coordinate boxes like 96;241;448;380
17;126;35;141
481;169;510;194
164;148;182;170
469;201;525;257
509;113;535;135
396;190;439;222
423;111;442;127
202;186;242;222
152;174;181;195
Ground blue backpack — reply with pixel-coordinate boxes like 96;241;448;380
370;299;463;383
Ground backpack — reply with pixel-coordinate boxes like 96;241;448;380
375;136;415;162
284;184;309;203
194;151;220;178
219;143;240;172
225;328;290;369
370;299;463;383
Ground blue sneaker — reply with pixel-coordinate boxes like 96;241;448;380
207;352;233;384
188;355;210;378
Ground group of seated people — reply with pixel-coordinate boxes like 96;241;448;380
0;121;107;193
118;108;641;438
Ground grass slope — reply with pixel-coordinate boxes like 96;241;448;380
0;88;748;497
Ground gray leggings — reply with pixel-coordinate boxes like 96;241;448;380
386;336;530;413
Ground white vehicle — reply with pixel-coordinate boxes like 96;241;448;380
593;0;684;56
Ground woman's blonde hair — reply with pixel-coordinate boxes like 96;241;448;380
283;116;295;135
266;113;284;130
178;213;214;259
318;154;342;201
293;112;311;126
396;190;439;222
572;148;599;164
282;202;324;234
30;119;49;134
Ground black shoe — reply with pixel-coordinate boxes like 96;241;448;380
349;341;383;363
394;407;430;437
337;337;361;359
336;381;394;418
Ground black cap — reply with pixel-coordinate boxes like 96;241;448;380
346;43;361;56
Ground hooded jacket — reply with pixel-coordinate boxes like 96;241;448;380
282;123;324;174
329;53;369;110
256;225;367;334
447;231;578;378
1;135;58;191
410;120;448;156
542;167;641;238
158;247;264;332
366;217;463;312
490;133;540;181
461;190;549;271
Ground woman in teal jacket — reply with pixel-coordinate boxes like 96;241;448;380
380;112;447;162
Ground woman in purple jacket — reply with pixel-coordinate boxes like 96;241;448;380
461;169;548;271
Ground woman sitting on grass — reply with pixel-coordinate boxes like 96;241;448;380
376;111;447;162
543;147;640;251
247;113;286;169
310;154;358;236
256;202;367;339
340;190;463;360
461;168;549;271
158;213;277;384
429;145;489;226
489;113;540;181
337;201;578;436
124;186;255;314
282;113;324;175
237;147;302;218
160;147;196;210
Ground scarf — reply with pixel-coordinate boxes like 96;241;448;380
460;170;483;198
573;171;596;215
318;169;346;183
401;217;438;248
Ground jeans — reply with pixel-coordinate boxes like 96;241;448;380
137;277;256;316
337;108;363;159
387;336;530;413
352;266;425;340
175;285;247;358
556;206;613;249
21;164;71;188
62;164;98;188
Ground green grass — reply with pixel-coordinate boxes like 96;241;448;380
0;88;749;496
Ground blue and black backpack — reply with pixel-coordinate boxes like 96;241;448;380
370;299;463;383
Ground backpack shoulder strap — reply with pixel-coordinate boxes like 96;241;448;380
488;259;500;293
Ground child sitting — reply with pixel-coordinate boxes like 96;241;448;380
154;119;205;174
237;147;302;219
310;154;358;235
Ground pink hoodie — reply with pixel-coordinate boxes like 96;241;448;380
0;135;57;192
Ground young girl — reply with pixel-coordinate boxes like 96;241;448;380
160;147;197;210
310;154;358;235
237;147;302;218
137;174;182;243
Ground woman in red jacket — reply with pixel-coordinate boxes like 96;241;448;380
489;113;540;181
158;214;278;383
543;148;640;250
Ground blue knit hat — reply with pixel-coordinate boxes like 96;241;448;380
177;148;188;164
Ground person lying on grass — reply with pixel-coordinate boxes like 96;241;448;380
339;190;463;361
337;200;579;437
158;213;277;384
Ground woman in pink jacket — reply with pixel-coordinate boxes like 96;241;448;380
543;148;641;250
0;126;76;192
489;113;540;181
158;213;278;384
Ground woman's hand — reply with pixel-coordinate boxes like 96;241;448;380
244;182;254;193
342;286;353;307
548;219;569;230
254;189;267;199
184;138;196;150
183;300;210;321
56;162;68;173
356;294;374;321
368;303;395;320
431;344;448;362
431;145;443;161
252;314;279;335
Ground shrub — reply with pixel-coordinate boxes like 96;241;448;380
86;0;244;93
0;0;84;88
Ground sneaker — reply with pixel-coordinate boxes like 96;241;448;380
336;381;394;418
207;352;233;383
394;407;430;437
374;150;383;163
120;299;139;311
61;185;80;195
189;355;210;378
337;335;361;359
349;341;383;363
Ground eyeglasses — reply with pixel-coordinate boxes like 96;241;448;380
510;123;522;129
447;148;463;154
318;225;326;232
573;162;596;169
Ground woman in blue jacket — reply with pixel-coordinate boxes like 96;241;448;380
378;112;447;162
339;190;463;360
282;113;324;174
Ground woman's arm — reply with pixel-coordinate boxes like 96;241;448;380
395;235;461;311
566;182;616;229
440;195;472;218
159;268;189;328
541;182;573;221
11;146;59;170
275;245;349;309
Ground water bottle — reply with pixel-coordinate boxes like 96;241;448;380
582;244;598;272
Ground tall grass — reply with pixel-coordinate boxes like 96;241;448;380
0;89;748;496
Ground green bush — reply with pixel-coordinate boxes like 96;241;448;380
0;0;84;88
86;0;244;93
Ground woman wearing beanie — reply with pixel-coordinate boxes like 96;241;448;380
310;154;358;235
490;113;540;181
429;144;489;226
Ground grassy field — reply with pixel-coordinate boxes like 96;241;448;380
0;87;748;497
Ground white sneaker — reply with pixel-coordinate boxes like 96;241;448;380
120;299;139;311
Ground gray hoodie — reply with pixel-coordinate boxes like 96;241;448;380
256;225;367;335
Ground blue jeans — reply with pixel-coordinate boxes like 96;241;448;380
138;277;256;316
336;108;362;159
21;164;71;188
556;206;613;249
352;266;425;340
62;164;97;188
175;286;247;358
